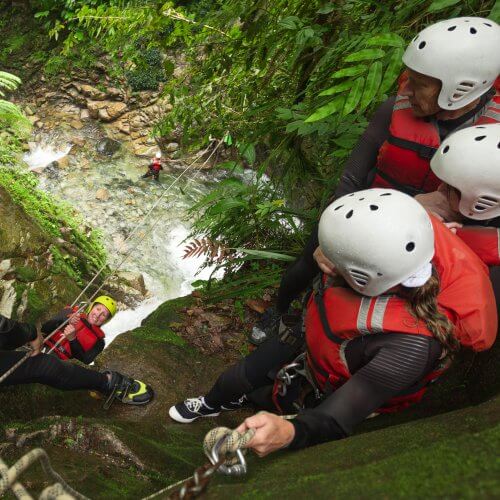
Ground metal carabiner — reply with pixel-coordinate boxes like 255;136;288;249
210;435;248;476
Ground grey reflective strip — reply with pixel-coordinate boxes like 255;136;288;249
356;297;372;335
483;109;500;121
394;101;412;111
339;340;351;375
497;229;500;260
371;296;391;333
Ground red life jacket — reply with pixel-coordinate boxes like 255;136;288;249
456;226;500;267
370;74;500;196
305;216;497;413
151;159;162;172
45;308;105;361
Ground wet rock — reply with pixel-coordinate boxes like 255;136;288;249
133;144;157;157
79;84;107;100
70;136;86;147
165;142;179;152
69;119;84;130
56;156;69;169
27;115;39;124
102;101;128;122
96;138;121;156
45;161;60;179
95;188;110;201
80;108;90;120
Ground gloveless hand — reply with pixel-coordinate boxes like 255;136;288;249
236;412;295;457
63;324;77;341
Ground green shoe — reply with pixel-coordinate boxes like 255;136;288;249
103;371;154;410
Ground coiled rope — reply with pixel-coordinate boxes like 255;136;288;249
0;426;254;500
0;137;224;384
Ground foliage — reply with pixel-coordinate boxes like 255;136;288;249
126;47;167;91
0;167;107;283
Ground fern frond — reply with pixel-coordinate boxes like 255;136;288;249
183;237;231;263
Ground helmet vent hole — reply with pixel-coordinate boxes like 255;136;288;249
369;205;379;211
406;242;415;252
442;145;450;154
447;26;456;31
497;142;500;149
346;209;354;219
483;80;487;84
359;197;365;201
334;204;343;211
349;269;370;286
418;41;426;49
474;135;486;141
476;126;486;129
484;23;492;27
380;193;391;196
470;27;477;34
474;196;498;211
377;272;383;277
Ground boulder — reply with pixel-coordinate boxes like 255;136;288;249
103;101;128;122
55;156;69;169
133;144;157;157
96;137;121;156
79;84;107;100
69;119;84;130
95;188;110;201
165;142;179;152
80;108;90;120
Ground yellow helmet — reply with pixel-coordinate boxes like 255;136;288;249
88;295;117;320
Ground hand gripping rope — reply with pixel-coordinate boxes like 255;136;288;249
0;426;254;499
0;137;224;385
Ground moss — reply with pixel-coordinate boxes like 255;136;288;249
15;265;37;282
142;295;194;329
24;288;48;323
131;326;186;347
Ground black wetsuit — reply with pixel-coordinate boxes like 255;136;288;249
142;162;163;181
0;314;108;392
276;90;497;313
42;308;105;365
204;326;442;449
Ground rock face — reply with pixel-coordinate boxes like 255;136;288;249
0;294;498;498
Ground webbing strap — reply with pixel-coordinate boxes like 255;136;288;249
374;168;426;197
387;134;437;159
314;288;343;345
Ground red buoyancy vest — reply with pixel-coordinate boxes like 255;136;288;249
370;74;500;196
45;309;105;361
151;159;162;172
456;226;500;267
305;216;497;413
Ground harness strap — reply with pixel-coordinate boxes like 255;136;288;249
386;134;438;160
373;168;426;197
314;287;343;345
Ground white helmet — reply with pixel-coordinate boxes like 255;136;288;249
431;123;500;220
318;189;435;296
155;152;162;159
402;17;500;110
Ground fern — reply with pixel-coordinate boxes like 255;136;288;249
183;238;231;263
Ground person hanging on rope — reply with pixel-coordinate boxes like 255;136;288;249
169;189;496;453
0;312;154;407
250;16;500;345
141;151;164;182
42;295;116;365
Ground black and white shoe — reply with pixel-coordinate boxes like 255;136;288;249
221;394;248;411
169;396;220;423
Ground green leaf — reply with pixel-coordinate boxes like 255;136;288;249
344;48;385;62
379;47;404;95
276;107;294;120
317;4;336;14
490;0;500;23
305;96;344;123
359;61;382;111
279;16;301;30
34;10;50;19
366;33;404;48
319;80;353;96
330;65;367;79
427;0;461;13
210;198;248;215
223;132;233;145
238;142;256;165
342;77;364;115
236;248;295;262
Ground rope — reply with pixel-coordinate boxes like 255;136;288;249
0;448;89;499
0;138;224;385
202;427;255;466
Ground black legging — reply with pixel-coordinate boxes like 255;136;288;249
204;331;441;449
0;351;108;392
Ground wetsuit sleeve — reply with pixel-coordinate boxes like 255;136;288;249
41;307;74;334
455;227;500;266
0;315;37;350
69;338;105;365
333;96;395;198
288;334;441;449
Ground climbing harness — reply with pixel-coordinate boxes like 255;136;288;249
0;137;225;385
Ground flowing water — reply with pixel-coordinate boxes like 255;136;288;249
23;126;221;344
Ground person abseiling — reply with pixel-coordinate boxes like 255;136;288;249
141;151;164;181
251;16;500;344
169;189;496;454
0;313;154;407
42;295;117;365
428;123;500;266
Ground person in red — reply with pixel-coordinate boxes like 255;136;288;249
169;189;496;454
251;16;500;344
42;295;117;365
428;123;500;268
141;151;164;182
